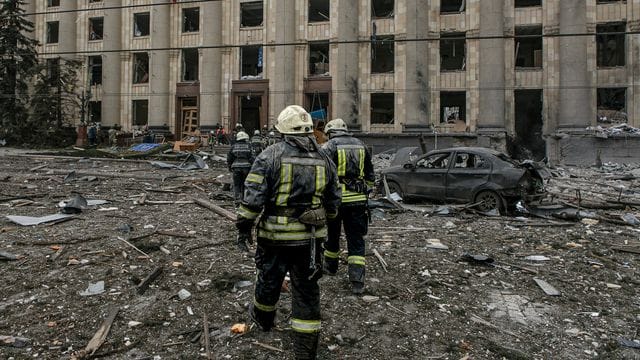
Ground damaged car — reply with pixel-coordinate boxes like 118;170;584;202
381;147;549;213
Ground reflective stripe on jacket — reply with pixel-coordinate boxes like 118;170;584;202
227;141;255;169
321;132;375;204
238;136;341;245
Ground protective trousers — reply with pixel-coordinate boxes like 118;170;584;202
251;242;323;360
324;205;368;284
232;167;250;203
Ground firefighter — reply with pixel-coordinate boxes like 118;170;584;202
227;131;255;208
236;105;341;359
250;129;265;154
321;118;375;294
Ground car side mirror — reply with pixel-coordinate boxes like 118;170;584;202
403;163;415;170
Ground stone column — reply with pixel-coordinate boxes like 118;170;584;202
266;0;296;118
200;1;223;131
102;0;122;127
400;0;430;128
477;0;506;131
59;0;77;57
149;0;170;129
332;0;359;127
558;0;592;129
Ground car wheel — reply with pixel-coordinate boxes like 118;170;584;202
386;181;404;199
474;190;504;214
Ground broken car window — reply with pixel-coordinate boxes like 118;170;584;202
417;153;451;169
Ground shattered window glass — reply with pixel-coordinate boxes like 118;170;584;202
89;17;104;41
183;7;200;33
133;53;149;84
133;12;150;37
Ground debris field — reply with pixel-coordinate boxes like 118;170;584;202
1;149;639;359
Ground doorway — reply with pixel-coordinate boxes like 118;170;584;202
180;97;198;138
512;90;545;161
239;95;262;135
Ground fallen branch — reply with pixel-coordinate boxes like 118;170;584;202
73;307;119;359
156;230;195;238
372;248;388;273
116;237;150;258
137;266;164;295
193;198;237;221
612;246;640;255
252;341;284;353
203;313;212;360
470;314;520;339
144;200;195;205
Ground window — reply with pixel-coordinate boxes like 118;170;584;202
309;41;329;76
597;88;627;124
241;1;264;27
89;17;104;41
240;45;263;78
453;153;488;169
132;100;149;126
47;0;60;7
417;153;451;169
182;7;200;33
441;0;465;14
89;101;102;123
309;0;330;22
597;23;626;68
133;53;149;84
371;93;394;124
515;26;543;68
440;32;466;71
371;35;394;73
46;21;59;44
372;0;394;19
46;58;60;83
89;0;103;3
440;91;466;124
597;0;627;3
182;48;199;81
88;56;102;85
515;0;541;7
133;12;150;37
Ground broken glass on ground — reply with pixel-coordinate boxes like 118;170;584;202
5;213;74;226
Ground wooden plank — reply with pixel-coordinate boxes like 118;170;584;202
137;266;164;295
533;278;561;296
74;307;119;359
193;198;237;221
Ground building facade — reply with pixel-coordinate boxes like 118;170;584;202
26;0;640;163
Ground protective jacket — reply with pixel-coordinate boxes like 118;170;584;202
250;135;265;153
237;135;341;246
227;140;255;170
321;131;375;205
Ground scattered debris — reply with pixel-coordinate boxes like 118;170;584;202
136;266;164;295
231;323;248;334
617;337;640;349
0;335;31;348
79;281;106;296
72;307;119;359
0;251;19;261
533;278;561;296
178;289;192;300
5;213;74;226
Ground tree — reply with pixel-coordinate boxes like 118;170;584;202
0;0;39;144
29;57;81;147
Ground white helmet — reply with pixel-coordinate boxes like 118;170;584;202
236;131;249;141
254;130;260;135
324;118;348;134
275;105;313;135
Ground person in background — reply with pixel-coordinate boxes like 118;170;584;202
227;131;255;208
250;129;265;154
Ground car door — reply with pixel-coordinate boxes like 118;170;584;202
405;151;452;201
446;151;491;202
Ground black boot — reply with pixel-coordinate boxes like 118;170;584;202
348;264;365;294
293;332;319;360
323;257;338;275
236;234;250;252
249;303;275;331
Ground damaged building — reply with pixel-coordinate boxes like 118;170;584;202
26;0;640;164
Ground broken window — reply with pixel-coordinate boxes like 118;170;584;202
597;0;626;3
241;1;264;27
46;21;59;44
309;0;330;22
371;35;394;73
133;53;149;84
309;41;329;76
240;45;263;78
88;56;102;85
89;101;102;123
440;32;466;71
515;0;541;7
441;0;465;14
440;91;466;124
515;26;543;68
417;153;451;169
89;0;103;3
182;48;199;82
371;93;394;124
597;88;627;124
132;100;149;126
47;0;59;7
372;0;394;19
133;12;150;37
182;7;200;33
453;153;489;169
89;17;104;41
597;22;626;68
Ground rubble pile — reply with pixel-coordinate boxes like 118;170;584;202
0;150;639;359
587;123;640;137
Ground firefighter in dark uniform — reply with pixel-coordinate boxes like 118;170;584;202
321;118;375;294
250;129;265;154
227;131;255;209
236;105;341;359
